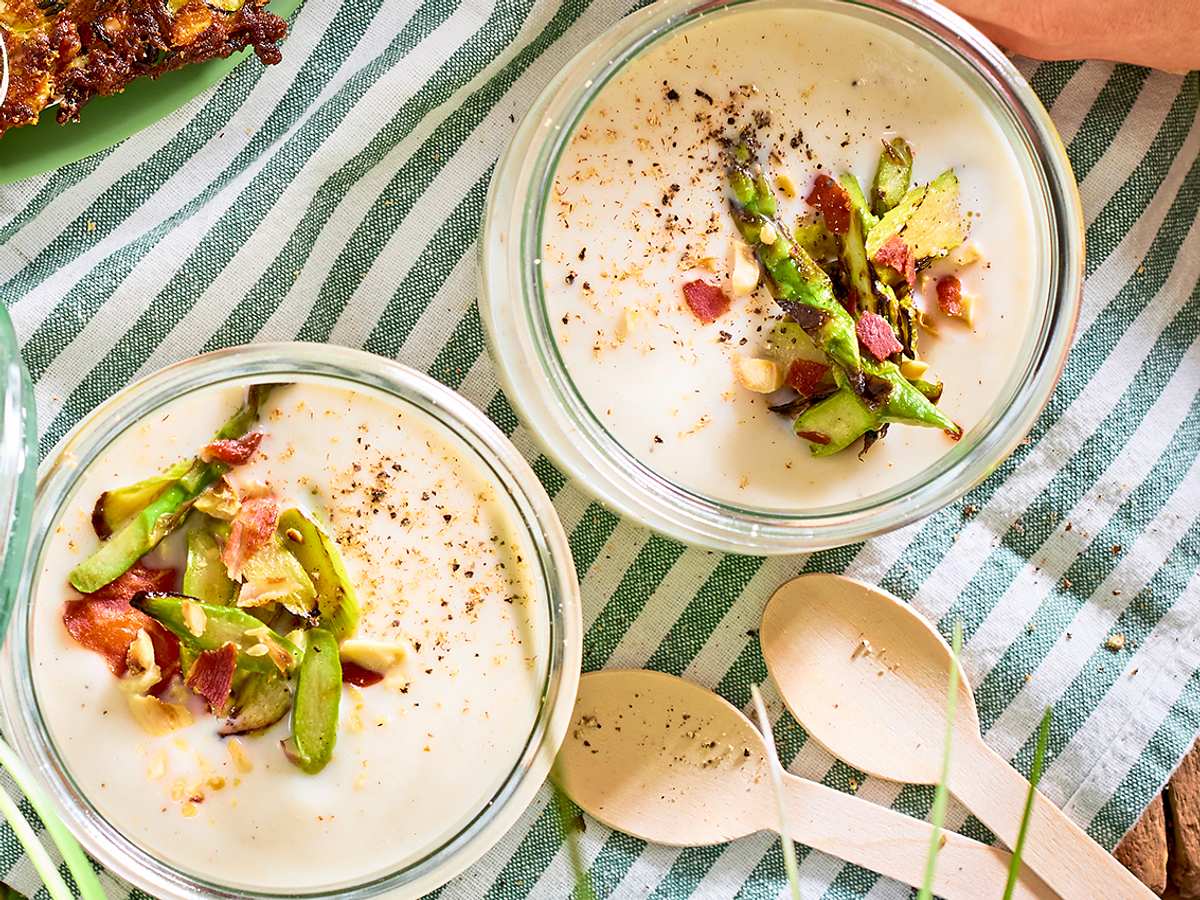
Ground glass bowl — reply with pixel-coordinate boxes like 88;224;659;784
0;342;582;899
478;0;1084;555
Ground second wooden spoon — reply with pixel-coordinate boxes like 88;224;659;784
760;573;1153;900
556;669;1052;898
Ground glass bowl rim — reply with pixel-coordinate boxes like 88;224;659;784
477;0;1085;555
0;341;583;899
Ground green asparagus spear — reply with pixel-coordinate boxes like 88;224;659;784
871;137;914;217
131;593;302;676
728;148;862;376
283;627;341;774
69;385;280;594
838;173;879;232
182;523;237;606
278;508;359;640
837;174;877;317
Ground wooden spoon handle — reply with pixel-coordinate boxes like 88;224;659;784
952;739;1155;900
781;773;1054;899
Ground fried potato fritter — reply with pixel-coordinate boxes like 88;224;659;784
0;0;287;136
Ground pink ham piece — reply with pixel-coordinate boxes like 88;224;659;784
186;643;238;713
785;359;831;397
682;280;731;324
856;312;903;361
201;432;264;465
937;275;967;318
872;235;916;287
221;497;279;579
805;174;852;235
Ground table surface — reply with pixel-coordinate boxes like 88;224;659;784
1;2;1198;898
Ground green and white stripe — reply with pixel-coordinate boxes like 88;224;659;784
1;2;1197;896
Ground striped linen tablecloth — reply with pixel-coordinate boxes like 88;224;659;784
2;1;1199;897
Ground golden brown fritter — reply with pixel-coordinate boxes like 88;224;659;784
0;0;287;137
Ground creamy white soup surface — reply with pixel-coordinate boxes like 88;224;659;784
32;379;549;891
541;5;1040;510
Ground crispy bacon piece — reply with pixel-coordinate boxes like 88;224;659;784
856;313;903;361
873;235;916;287
682;280;731;324
937;275;966;318
186;643;238;713
62;564;180;695
805;174;852;235
785;359;831;397
201;432;263;465
342;661;385;688
222;497;279;579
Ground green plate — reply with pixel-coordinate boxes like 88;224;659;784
0;0;301;186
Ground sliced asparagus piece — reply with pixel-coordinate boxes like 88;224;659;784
837;174;877;317
69;385;280;594
220;670;293;735
131;593;301;676
871;137;914;217
793;386;883;457
283;627;341;774
91;460;191;539
278;508;359;640
182;522;236;606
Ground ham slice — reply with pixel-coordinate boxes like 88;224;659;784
806;174;852;235
682;280;731;323
186;643;238;713
856;313;903;361
222;497;279;579
201;432;263;465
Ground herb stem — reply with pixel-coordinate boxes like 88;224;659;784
750;684;803;900
1002;707;1052;900
918;620;963;900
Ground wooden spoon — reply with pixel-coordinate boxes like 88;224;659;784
556;669;1053;899
760;573;1154;900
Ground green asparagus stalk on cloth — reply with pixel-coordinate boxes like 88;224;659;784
70;384;281;594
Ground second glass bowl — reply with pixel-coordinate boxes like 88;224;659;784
479;0;1084;555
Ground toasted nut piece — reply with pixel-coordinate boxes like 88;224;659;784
227;738;253;774
120;628;162;695
285;527;303;543
733;356;784;394
775;173;797;199
181;599;207;638
127;695;194;736
947;240;982;269
340;639;409;675
900;359;930;380
615;306;640;343
758;221;778;246
244;644;270;657
729;239;760;297
696;256;721;272
956;291;977;327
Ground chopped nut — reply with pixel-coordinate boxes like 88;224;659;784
285;527;304;543
1105;633;1126;652
340;639;409;676
774;173;797;199
120;628;161;695
900;359;929;380
758;221;778;246
614;306;641;343
244;644;270;657
127;695;194;736
181;599;207;638
729;239;760;297
732;356;784;394
947;240;983;269
227;738;253;774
